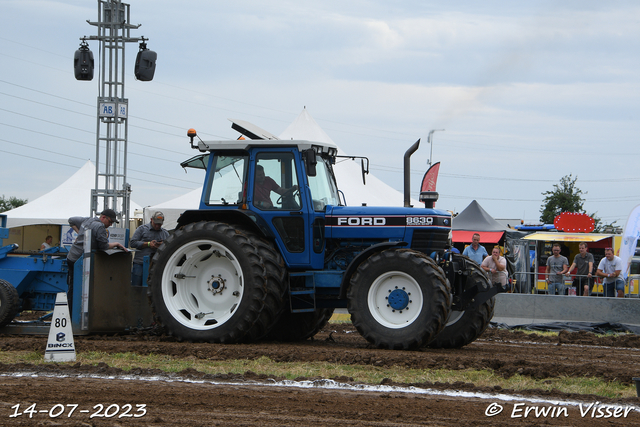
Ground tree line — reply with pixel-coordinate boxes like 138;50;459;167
0;195;27;213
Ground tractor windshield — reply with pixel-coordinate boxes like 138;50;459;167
204;154;247;205
307;155;340;211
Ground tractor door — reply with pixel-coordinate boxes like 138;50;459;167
305;153;340;269
250;150;315;267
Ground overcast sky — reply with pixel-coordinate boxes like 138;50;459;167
1;0;638;226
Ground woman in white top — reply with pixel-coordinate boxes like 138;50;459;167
39;235;53;251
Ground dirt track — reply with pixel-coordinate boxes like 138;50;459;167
2;324;640;426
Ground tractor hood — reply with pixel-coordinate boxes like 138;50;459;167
325;205;451;241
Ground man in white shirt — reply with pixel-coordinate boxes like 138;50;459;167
596;247;625;298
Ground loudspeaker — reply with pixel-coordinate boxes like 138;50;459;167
74;45;94;81
134;49;157;81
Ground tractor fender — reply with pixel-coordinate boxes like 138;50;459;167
175;209;275;240
339;241;408;299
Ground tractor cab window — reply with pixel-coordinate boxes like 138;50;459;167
204;154;247;205
253;153;301;210
307;155;340;211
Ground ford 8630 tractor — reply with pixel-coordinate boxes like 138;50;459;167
147;128;504;350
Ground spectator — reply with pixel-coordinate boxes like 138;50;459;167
545;243;569;295
66;209;126;311
566;242;594;296
40;235;53;251
130;211;170;286
481;246;508;290
596;247;625;298
462;233;488;264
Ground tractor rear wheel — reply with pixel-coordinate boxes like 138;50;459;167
428;255;495;349
0;279;20;328
347;249;451;350
265;307;334;342
148;221;285;343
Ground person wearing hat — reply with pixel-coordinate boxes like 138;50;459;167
130;211;170;287
66;209;127;311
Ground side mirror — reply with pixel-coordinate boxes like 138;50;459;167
360;158;369;185
304;149;317;177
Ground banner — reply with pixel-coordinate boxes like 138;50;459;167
420;162;440;207
618;204;640;279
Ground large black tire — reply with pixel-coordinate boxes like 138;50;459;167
428;255;495;349
0;279;20;328
148;221;286;343
242;237;288;343
347;249;451;350
265;307;334;342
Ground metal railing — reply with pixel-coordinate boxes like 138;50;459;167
497;271;640;298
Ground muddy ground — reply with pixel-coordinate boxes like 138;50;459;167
2;323;640;426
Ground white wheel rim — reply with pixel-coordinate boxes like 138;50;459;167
161;239;243;330
367;271;423;329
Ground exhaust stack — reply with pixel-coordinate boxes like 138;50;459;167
403;139;421;207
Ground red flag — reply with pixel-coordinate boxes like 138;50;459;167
420;162;440;207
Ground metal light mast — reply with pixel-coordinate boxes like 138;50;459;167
427;129;445;167
75;0;156;226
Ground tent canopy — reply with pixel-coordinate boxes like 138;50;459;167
5;160;141;228
143;187;201;229
451;200;506;243
452;230;504;244
280;108;420;208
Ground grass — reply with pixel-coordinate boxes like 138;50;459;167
1;349;635;399
2;317;635;399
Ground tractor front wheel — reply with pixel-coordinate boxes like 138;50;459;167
428;255;495;349
347;249;451;350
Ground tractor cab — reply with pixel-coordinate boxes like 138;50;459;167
180;134;340;269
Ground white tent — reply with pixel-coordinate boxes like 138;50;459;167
143;186;202;230
5;160;142;228
279;108;419;207
144;108;420;229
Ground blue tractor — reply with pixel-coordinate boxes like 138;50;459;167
148;129;503;349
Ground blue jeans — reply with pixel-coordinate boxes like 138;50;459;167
548;282;565;295
604;278;625;297
131;263;143;287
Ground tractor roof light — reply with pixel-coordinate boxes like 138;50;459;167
188;128;203;150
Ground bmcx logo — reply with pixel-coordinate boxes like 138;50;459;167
56;332;66;342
